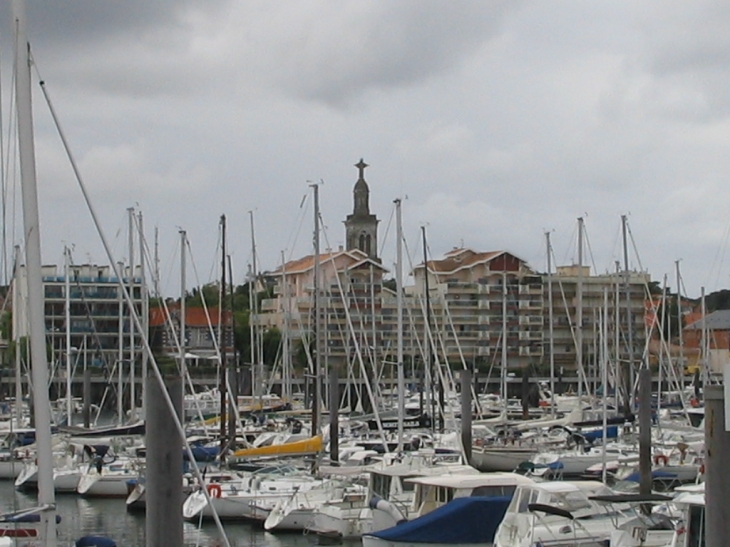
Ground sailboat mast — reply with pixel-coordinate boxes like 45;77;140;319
180;230;187;396
249;211;260;409
139;211;148;418
577;217;584;400
219;215;228;459
546;232;555;415
601;288;609;483
701;287;707;385
128;207;135;417
227;255;237;448
395;199;405;451
614;261;622;411
154;226;160;298
502;270;508;415
13;246;22;424
422;226;435;431
281;251;291;402
675;260;684;381
622;214;634;408
12;0;57;541
311;183;321;435
117;260;124;425
65;246;72;425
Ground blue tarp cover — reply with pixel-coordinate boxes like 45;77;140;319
367;496;511;544
583;426;619;441
624;470;677;483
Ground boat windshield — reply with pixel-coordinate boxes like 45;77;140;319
509;484;616;518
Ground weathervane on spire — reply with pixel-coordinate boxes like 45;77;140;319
355;158;368;180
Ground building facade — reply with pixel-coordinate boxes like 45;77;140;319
398;248;543;371
256;161;653;386
148;303;233;363
544;266;649;377
13;263;145;372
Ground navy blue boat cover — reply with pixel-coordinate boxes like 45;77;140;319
368;496;511;544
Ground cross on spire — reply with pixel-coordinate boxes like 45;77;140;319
355;158;368;180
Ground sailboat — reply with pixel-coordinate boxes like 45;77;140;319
10;1;58;543
7;3;118;545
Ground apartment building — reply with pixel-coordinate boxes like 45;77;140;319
148;303;232;363
544;265;649;375
13;263;145;372
256;161;652;380
258;247;387;367
401;248;543;370
258;160;388;372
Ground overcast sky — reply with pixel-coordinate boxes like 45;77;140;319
1;1;729;299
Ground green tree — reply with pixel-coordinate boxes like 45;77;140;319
262;327;282;366
0;310;11;342
382;278;397;292
706;289;730;311
187;283;221;308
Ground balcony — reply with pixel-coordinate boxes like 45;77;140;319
518;330;542;341
518;299;541;310
261;299;278;312
518;284;542;295
446;282;478;293
518;315;543;326
451;314;478;324
519;346;542;357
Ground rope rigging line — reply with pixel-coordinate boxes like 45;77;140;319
36;65;233;547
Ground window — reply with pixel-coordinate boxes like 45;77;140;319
688;505;705;547
371;474;392;498
436;486;453;504
471;485;516;497
401;476;416;492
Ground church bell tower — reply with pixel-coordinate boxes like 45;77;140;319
344;159;379;260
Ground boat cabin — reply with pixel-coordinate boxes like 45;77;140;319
406;472;534;518
673;491;705;547
368;460;476;502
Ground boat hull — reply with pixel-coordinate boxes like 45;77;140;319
471;447;537;472
77;473;133;498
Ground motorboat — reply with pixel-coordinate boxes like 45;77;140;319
362;472;535;547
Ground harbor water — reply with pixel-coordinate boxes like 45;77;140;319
0;479;350;547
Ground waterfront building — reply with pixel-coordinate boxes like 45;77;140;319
258;160;387;377
544;266;649;378
148;303;233;364
13;263;146;375
684;309;730;374
401;248;542;371
257;161;654;387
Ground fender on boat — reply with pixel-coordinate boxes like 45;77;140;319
369;495;407;525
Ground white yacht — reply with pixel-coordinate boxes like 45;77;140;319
361;472;535;547
308;452;477;540
182;465;321;521
493;481;675;547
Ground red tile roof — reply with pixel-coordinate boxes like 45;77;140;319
413;248;522;274
149;304;231;328
273;249;384;274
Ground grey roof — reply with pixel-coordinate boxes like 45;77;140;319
685;309;730;331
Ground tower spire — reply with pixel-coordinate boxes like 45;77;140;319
355;158;368;180
345;158;379;260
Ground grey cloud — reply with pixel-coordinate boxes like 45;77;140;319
625;1;730;122
6;1;204;47
268;1;521;106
